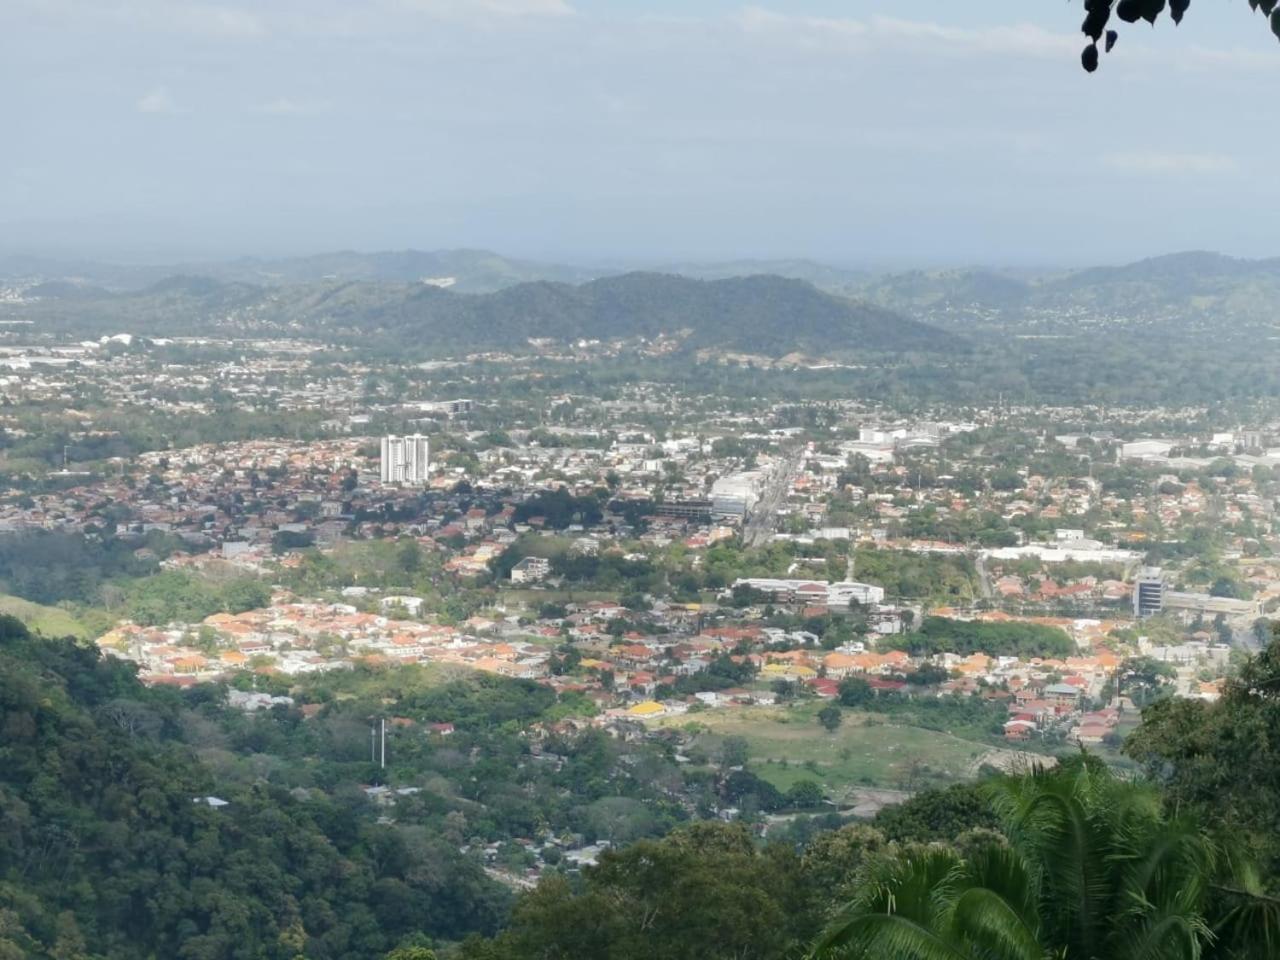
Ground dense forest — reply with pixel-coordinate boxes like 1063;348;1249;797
0;617;508;959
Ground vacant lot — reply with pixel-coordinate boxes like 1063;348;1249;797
655;702;996;801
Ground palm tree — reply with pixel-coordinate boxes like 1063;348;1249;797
810;757;1280;960
812;844;1046;960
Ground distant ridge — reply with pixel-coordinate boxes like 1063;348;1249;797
0;248;596;294
3;270;956;357
331;271;954;354
9;247;1280;341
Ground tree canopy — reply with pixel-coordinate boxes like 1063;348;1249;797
1077;1;1280;73
812;756;1280;960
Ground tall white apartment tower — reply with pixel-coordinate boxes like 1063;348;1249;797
380;434;430;486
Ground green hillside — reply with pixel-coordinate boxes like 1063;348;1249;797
5;271;954;358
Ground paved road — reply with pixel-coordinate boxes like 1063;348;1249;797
743;448;805;547
974;551;994;600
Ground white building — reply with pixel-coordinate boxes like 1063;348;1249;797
511;556;551;584
380;434;430;486
731;578;885;609
710;472;764;517
1121;439;1175;461
826;580;887;608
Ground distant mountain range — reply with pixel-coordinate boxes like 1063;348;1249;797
854;251;1280;336
5;248;1278;353
0;249;877;295
0;248;596;293
3;271;952;358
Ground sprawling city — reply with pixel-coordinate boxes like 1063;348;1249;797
7;2;1280;959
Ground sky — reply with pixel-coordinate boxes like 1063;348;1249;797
4;0;1280;267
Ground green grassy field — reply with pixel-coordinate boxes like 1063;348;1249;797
0;594;90;639
656;702;998;801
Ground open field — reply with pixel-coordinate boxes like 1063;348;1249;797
655;702;1000;801
0;593;90;639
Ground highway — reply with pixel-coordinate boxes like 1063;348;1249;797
742;447;805;547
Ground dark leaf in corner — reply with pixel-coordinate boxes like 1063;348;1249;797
1116;0;1143;23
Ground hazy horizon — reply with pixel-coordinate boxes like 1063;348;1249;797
0;243;1268;279
7;0;1280;265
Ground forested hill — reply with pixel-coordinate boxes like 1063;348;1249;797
341;273;948;355
855;250;1280;337
13;247;1280;341
4;271;954;357
0;618;508;959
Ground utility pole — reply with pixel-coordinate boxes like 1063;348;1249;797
380;717;387;770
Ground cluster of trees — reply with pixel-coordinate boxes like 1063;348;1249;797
122;570;271;626
459;754;1280;960
221;663;701;845
0;529;180;606
890;616;1075;659
810;756;1278;960
0;619;508;959
511;489;605;529
0;402;331;478
837;678;1013;742
491;534;635;584
1124;635;1280;879
849;549;978;604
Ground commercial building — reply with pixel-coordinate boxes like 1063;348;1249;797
655;499;713;521
380;434;430;486
827;580;887;609
1121;440;1176;461
1133;566;1166;619
1163;591;1261;618
731;578;885;609
710;472;764;518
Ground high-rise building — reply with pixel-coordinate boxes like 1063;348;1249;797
380;434;430;486
1133;566;1166;619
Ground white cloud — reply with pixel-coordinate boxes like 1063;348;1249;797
1103;151;1238;175
869;16;1077;59
27;0;268;39
135;86;182;114
735;7;867;42
252;97;327;116
733;7;1075;59
165;2;266;39
394;0;572;20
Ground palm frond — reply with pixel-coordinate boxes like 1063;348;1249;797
957;843;1041;932
810;913;971;960
1110;905;1212;960
948;887;1048;960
